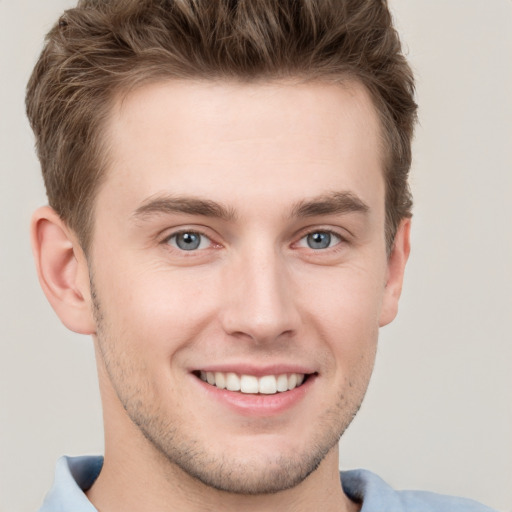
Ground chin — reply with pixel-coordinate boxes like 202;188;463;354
134;406;348;496
161;443;332;495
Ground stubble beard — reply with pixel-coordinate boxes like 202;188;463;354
91;277;372;496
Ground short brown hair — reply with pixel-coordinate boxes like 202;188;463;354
26;0;417;252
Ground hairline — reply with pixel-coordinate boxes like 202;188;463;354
77;74;397;257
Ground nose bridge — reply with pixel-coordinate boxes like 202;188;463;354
220;239;298;343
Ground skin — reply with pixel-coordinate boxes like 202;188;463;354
32;79;410;512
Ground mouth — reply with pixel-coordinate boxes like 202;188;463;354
194;370;312;395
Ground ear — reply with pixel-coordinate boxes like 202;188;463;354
379;218;411;327
31;206;96;335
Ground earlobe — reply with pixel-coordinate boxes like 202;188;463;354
379;218;411;327
31;206;96;335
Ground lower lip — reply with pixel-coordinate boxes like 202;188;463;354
193;375;316;417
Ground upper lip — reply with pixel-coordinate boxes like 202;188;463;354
190;363;317;377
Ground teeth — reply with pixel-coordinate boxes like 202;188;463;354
258;375;277;394
276;374;288;392
226;372;241;391
241;375;259;393
215;372;226;390
198;371;307;394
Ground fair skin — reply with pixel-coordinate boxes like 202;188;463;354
32;80;410;512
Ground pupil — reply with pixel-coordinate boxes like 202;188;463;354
308;232;330;249
177;232;200;250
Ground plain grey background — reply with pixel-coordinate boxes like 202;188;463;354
1;1;511;511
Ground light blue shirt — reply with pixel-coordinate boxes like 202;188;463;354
38;456;497;512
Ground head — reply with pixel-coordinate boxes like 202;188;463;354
27;0;416;502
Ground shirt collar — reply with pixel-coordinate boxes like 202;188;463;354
38;455;103;512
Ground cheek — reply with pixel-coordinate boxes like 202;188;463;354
297;262;386;328
295;264;383;368
92;269;216;401
94;262;221;353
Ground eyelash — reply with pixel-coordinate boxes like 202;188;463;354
163;230;215;252
161;227;347;255
295;229;345;251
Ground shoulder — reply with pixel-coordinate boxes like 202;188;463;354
340;469;498;512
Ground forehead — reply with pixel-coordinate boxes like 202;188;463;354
99;79;384;218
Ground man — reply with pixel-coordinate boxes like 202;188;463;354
25;1;496;511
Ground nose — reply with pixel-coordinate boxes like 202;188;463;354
219;245;300;344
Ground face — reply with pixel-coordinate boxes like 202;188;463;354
87;79;405;494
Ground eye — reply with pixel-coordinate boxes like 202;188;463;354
167;231;211;251
298;231;342;250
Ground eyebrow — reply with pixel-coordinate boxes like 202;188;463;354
132;190;369;223
132;194;237;221
291;191;369;218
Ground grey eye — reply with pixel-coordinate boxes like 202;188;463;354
306;232;334;249
170;232;206;251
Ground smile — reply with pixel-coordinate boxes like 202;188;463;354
197;371;307;395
